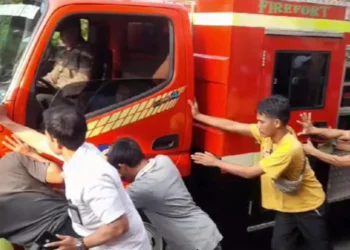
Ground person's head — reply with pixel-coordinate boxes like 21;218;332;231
57;17;82;48
107;138;146;181
43;105;87;155
256;95;290;138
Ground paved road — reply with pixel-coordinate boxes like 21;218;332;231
243;202;350;250
244;234;350;250
242;218;350;250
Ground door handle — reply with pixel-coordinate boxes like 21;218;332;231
152;134;179;150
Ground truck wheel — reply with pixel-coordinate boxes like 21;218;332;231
144;221;165;250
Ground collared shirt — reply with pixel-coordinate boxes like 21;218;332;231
135;159;155;181
43;43;94;89
127;155;222;250
63;143;151;250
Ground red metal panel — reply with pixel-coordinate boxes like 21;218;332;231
9;2;194;177
261;35;345;140
195;0;234;13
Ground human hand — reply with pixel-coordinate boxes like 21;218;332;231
303;139;317;155
297;112;315;136
191;151;219;167
44;235;78;250
2;134;34;156
37;80;48;88
188;99;200;119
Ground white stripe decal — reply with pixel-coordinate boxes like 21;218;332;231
191;12;350;33
193;53;229;60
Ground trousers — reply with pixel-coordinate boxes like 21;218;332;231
271;203;332;250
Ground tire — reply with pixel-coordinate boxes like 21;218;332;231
144;221;165;250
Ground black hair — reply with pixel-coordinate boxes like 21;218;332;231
57;17;81;32
43;104;87;150
257;95;290;125
107;138;145;168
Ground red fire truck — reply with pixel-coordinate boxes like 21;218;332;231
1;0;350;249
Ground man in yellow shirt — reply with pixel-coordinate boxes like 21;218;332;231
190;95;331;250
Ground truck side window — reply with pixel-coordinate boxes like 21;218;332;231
122;19;170;79
45;14;173;120
272;52;330;109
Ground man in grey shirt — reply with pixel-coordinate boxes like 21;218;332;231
107;138;223;250
0;135;78;250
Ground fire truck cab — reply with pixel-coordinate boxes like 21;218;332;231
1;0;350;249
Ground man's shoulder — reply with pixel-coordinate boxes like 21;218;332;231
1;152;26;167
278;133;302;155
154;154;175;166
76;42;94;57
71;144;118;179
153;155;179;174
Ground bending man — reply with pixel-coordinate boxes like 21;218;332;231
0;135;77;250
107;138;223;250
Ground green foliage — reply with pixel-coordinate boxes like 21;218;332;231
0;0;23;3
81;19;88;41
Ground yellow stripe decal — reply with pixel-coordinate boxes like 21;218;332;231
86;86;186;138
191;12;350;33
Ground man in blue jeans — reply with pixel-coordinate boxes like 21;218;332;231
107;138;223;250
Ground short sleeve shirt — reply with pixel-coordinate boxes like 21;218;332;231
0;153;68;249
250;124;325;212
126;155;222;250
44;43;94;88
0;152;51;196
63;143;150;250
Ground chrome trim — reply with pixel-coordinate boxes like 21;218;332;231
265;29;344;38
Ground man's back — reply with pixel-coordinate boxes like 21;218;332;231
127;155;222;250
63;143;150;250
0;152;68;249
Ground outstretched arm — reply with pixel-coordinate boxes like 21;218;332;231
188;100;253;137
309;127;350;140
303;139;350;167
192;144;291;179
191;151;263;178
0;105;61;159
298;112;350;140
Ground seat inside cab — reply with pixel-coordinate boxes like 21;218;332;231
26;14;172;131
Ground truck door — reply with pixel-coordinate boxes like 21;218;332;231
13;3;194;175
248;31;345;232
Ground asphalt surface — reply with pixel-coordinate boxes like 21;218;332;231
244;221;350;250
242;232;350;250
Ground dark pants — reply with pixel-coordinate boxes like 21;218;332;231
29;217;79;250
55;217;79;237
271;203;332;250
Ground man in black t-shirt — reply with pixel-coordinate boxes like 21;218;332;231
0;136;78;250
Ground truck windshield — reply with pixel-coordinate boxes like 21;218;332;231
0;0;45;101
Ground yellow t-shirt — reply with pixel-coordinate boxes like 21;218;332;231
250;124;325;213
